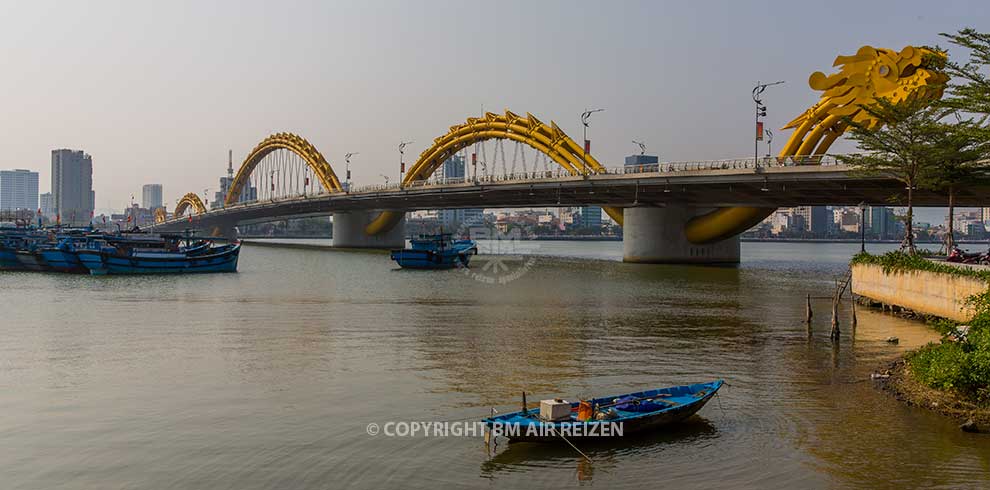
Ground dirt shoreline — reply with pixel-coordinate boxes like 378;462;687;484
874;357;990;433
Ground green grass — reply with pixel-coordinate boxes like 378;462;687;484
853;251;990;403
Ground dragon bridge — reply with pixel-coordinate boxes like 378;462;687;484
683;45;948;244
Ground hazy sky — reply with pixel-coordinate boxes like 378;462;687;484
1;0;986;221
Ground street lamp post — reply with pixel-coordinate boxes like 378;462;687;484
581;109;604;177
752;81;784;166
859;202;867;253
398;141;412;186
344;152;358;192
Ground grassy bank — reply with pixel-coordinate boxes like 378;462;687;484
854;251;990;428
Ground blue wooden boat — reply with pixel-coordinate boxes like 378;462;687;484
390;234;477;269
0;247;19;270
76;242;241;275
482;380;723;442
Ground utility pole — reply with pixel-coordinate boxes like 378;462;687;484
752;81;784;166
398;141;412;186
581;109;604;177
344;152;358;192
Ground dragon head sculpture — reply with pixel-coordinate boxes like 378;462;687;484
779;45;948;157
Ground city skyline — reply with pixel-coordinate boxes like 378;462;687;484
1;1;985;223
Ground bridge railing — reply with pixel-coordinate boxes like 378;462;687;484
167;154;847;222
345;155;844;193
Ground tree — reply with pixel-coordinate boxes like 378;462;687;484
941;28;990;121
839;97;947;254
920;117;990;250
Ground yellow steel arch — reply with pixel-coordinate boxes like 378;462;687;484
175;193;207;217
684;45;948;244
366;110;624;235
226;132;342;207
154;207;167;224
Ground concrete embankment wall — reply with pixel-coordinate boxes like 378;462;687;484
852;263;988;322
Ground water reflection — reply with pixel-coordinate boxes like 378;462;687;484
481;418;719;482
1;242;988;489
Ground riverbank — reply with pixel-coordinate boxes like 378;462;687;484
875;358;990;433
852;251;990;432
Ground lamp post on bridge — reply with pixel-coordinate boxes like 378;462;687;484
752;81;784;166
398;141;412;187
344;152;358;192
581;108;604;178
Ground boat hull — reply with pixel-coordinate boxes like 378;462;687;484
14;251;49;272
483;380;723;443
77;244;241;275
38;249;87;273
0;248;23;270
390;249;474;269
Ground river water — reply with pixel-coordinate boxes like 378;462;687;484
1;241;987;489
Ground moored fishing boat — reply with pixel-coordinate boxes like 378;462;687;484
482;380;723;443
390;233;477;269
76;241;241;275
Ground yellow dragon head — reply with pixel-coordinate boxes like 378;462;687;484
780;45;948;157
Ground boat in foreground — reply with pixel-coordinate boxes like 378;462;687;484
483;380;723;443
390;234;477;269
76;242;241;275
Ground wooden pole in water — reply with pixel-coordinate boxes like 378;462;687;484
806;294;813;324
851;300;857;329
522;392;528;414
830;287;840;341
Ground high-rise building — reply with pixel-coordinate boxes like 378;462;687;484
213;150;256;209
0;169;39;211
579;206;602;230
142;184;163;210
793;206;830;235
865;206;897;239
52;149;94;225
438;155;482;231
40;192;54;218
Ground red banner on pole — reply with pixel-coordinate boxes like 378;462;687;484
756;122;764;141
584;139;591;154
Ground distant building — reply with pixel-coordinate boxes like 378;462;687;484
123;204;154;227
40;192;54;218
51;149;94;225
834;207;861;233
624;153;659;171
578;206;602;230
865;206;897;239
212;151;256;209
142;184;163;210
0;169;39;211
437;155;482;231
793;206;830;235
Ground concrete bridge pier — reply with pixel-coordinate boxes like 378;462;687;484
208;222;239;241
332;211;406;249
622;206;740;264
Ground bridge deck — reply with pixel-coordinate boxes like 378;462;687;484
158;163;989;229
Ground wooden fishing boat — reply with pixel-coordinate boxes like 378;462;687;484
482;380;723;443
390;234;477;269
76;242;241;275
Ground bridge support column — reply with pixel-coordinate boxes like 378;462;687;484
208;222;239;241
332;211;406;249
622;206;740;264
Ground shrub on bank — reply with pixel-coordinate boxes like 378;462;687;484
854;251;990;403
